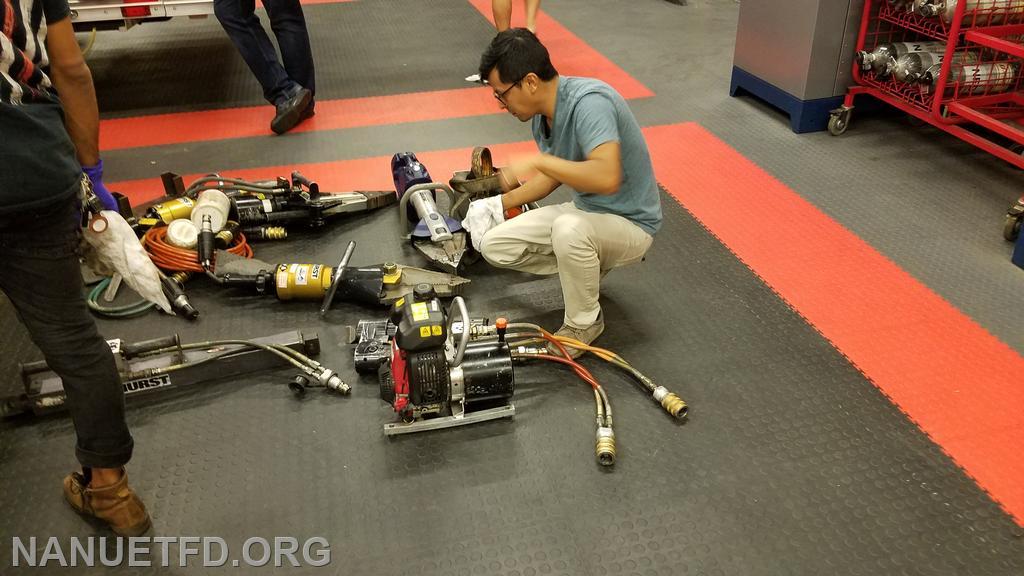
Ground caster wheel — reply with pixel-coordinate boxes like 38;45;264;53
1004;213;1022;242
828;114;849;136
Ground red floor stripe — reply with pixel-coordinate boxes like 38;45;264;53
100;88;498;151
109;141;539;205
644;122;1024;525
99;1;652;151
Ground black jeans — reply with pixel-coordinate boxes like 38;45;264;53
214;0;316;106
0;199;133;469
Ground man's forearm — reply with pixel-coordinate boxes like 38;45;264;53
535;154;619;196
49;63;100;166
501;171;559;210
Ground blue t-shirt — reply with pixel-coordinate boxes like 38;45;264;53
531;76;661;235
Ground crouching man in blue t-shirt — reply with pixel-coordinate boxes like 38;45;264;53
463;29;662;358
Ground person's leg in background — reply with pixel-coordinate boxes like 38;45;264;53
213;0;293;104
491;0;541;33
524;0;541;32
263;0;316;114
492;0;513;32
213;0;312;133
0;201;150;536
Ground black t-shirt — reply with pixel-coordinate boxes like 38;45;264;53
0;0;82;214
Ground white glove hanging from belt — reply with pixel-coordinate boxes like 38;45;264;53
461;195;506;252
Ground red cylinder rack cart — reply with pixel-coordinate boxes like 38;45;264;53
832;0;1024;170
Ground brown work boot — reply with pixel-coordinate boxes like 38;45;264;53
548;312;605;359
63;469;152;536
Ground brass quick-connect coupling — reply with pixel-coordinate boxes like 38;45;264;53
652;386;688;419
318;369;350;394
595;426;616;467
262;227;287;240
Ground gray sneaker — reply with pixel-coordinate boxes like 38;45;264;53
548;312;605;359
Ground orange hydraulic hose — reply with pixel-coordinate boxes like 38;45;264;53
143;226;253;272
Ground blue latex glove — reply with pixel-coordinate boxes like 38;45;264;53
82;159;118;211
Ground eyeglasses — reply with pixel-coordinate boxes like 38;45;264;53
493;77;525;106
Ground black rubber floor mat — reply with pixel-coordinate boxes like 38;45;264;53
2;189;1021;574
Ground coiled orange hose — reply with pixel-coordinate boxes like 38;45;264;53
143;226;253;273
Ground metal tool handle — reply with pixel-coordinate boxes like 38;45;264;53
400;182;457;238
446;296;470;368
319;241;357;317
120;335;182;359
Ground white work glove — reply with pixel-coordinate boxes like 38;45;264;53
460;195;506;252
82;211;173;314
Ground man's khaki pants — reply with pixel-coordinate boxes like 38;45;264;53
479;202;653;328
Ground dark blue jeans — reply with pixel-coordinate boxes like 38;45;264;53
0;199;133;469
214;0;316;106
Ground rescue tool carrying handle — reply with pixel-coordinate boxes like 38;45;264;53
399;182;458;236
319;240;357;317
446;296;470;368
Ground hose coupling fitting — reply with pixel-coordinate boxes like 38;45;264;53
652;386;688;420
595;426;616;467
514;345;548;356
318;369;350;394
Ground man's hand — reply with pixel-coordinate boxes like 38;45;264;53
500;153;543;192
461;195;506;251
82;159;118;210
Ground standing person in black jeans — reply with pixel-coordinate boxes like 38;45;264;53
0;0;150;536
214;0;316;134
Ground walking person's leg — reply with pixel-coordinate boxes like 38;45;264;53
524;0;540;32
213;0;294;105
492;0;513;32
263;0;316;99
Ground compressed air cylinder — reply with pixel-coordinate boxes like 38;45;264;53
190;189;231;233
857;41;945;77
892;50;979;84
165;219;199;249
931;60;1020;94
920;0;1024;25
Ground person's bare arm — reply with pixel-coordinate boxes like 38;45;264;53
503;141;622;202
500;171;560;210
535;142;621;196
44;17;99;166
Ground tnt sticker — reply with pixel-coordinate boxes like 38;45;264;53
296;265;309;286
311;264;322;279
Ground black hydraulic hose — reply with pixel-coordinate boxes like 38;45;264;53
134;339;319;372
186;176;282;195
